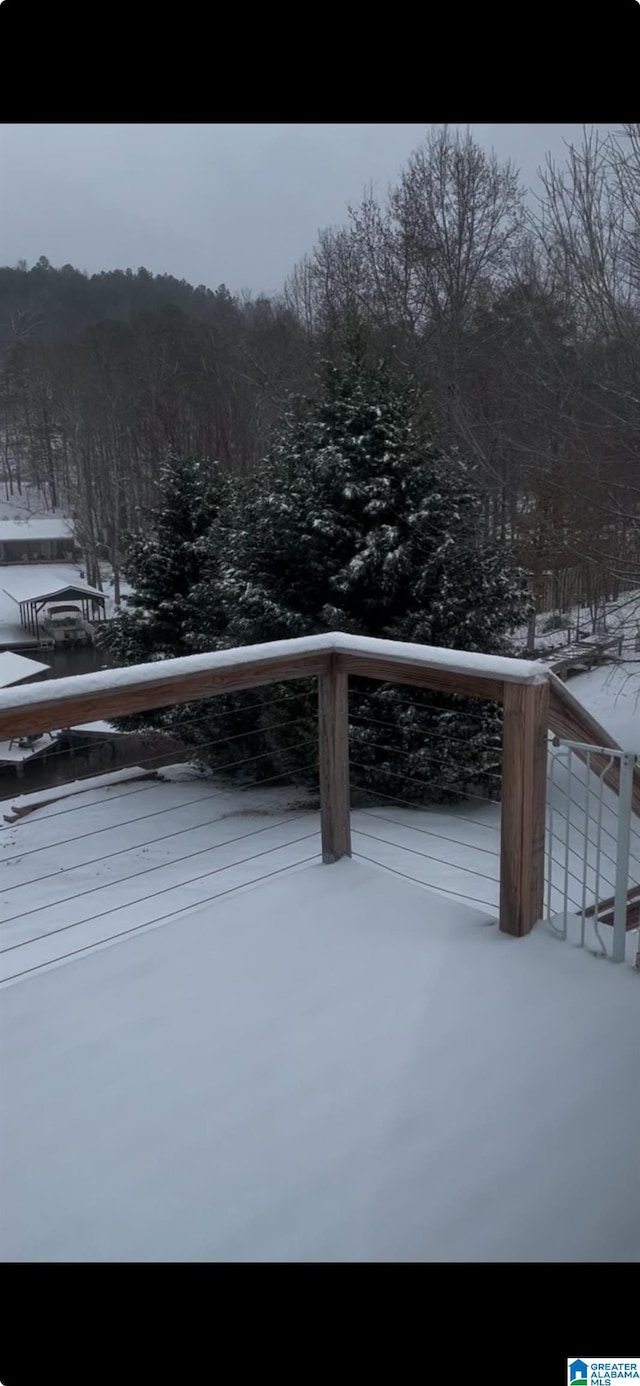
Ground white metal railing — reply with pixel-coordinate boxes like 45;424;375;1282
545;738;640;965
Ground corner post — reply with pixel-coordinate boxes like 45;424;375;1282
318;654;351;863
500;678;549;936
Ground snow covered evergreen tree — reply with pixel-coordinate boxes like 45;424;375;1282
98;455;231;738
190;341;531;802
103;353;530;803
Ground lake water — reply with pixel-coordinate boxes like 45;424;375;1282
37;645;114;679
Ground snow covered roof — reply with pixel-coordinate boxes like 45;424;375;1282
2;567;106;607
0;515;74;541
0;651;49;687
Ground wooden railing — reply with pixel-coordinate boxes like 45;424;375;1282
0;631;559;939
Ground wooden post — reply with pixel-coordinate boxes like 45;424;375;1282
318;656;351;864
500;679;549;936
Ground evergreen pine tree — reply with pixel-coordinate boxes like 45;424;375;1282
191;342;531;802
106;353;531;806
98;456;230;738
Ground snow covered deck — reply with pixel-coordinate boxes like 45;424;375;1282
0;731;58;768
1;855;638;1263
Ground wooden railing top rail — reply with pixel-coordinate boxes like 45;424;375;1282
0;633;549;741
327;633;549;685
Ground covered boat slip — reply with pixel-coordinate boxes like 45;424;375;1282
2;570;106;638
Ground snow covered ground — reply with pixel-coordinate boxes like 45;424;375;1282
567;661;640;752
1;856;638;1263
519;587;640;658
0;487;69;526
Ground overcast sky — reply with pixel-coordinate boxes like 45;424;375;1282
0;123;619;296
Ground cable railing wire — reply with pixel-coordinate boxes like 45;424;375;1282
353;771;623;906
1;782;318;892
0;806;319;921
349;709;503;754
548;757;626;844
547;759;640;885
0;704;313;809
355;807;500;858
348;688;493;723
0;827;321;957
349;732;502;785
349;780;501;834
544;761;635;913
544;829;608;901
352;826;500;886
352;847;498;912
0;851;320;988
545;800;623;878
350;761;500;808
545;785;623;889
545;848;598;902
0;751;318;862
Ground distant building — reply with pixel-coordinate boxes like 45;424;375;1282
0;516;81;564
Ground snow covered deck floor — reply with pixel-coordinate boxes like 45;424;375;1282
1;857;638;1263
